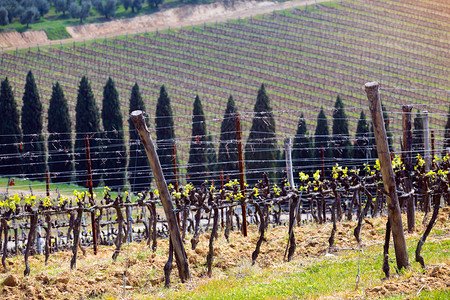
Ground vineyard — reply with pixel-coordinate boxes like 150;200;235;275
1;0;449;164
0;0;450;298
0;144;449;298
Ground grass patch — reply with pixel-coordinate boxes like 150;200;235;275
0;176;125;199
155;237;449;299
44;26;72;40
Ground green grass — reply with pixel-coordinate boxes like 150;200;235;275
153;238;449;299
0;0;224;39
0;177;125;199
386;290;450;300
43;26;72;40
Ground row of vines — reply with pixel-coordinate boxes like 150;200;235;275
1;0;448;165
1;152;449;284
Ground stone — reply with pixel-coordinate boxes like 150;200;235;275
3;274;19;287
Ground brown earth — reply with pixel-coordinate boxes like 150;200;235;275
0;0;330;50
0;31;49;48
0;208;449;299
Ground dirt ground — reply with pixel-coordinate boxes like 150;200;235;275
0;0;330;50
0;208;449;299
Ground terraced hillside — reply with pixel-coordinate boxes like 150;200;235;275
1;0;449;167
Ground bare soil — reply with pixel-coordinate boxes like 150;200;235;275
0;0;329;50
0;208;449;299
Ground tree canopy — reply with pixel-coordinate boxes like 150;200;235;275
128;83;152;193
244;84;278;186
101;77;127;189
187;95;208;187
0;77;22;177
47;82;73;183
21;71;46;181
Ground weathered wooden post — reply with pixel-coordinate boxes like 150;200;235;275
235;112;248;237
402;105;415;233
365;82;409;271
45;170;50;197
423;111;430;172
284;137;295;189
130;110;190;282
85;135;98;255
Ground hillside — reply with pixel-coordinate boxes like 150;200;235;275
1;0;449;173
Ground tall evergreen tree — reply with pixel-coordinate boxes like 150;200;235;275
0;77;22;176
187;95;208;187
314;107;332;176
128;83;152;193
332;95;352;163
412;110;424;160
292;112;313;183
47;82;73;183
353;111;370;172
74;76;102;188
21;71;46;181
443;105;450;157
218;95;239;180
155;85;177;185
101;77;127;189
244;84;278;186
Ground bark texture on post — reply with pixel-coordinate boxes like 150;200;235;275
423;111;430;172
130;110;190;282
284;137;295;189
402;105;415;233
365;82;409;271
235;113;248;237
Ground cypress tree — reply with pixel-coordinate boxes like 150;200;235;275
0;77;22;176
244;84;278;186
21;71;46;181
128;83;152;193
47;82;73;183
187;95;208;187
218;95;239;180
412;110;424;160
206;134;217;183
332;95;352;163
314;107;332;175
155;85;177;184
292;112;313;183
101;77;127;189
353;111;370;172
74;76;101;188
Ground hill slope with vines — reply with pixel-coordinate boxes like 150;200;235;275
1;0;449;166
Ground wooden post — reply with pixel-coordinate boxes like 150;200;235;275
45;170;50;197
235;113;248;237
85;135;98;255
130;110;190;282
431;130;435;169
284;137;295;189
423;111;430;172
402;105;415;233
220;169;225;229
321;147;325;179
365;82;409;271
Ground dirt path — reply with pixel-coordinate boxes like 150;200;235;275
1;0;330;51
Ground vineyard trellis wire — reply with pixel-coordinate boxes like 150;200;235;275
0;138;449;282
